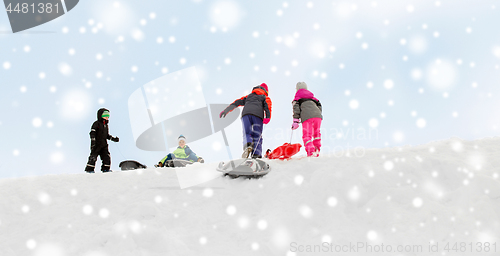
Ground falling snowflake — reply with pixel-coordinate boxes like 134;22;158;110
384;161;394;171
413;197;423;208
294;175;304;185
82;205;94;215
416;118;426;128
226;205;237;215
367;230;378;240
383;79;394;90
26;239;37;250
99;208;110;218
199;236;207;245
327;197;338;207
369;118;379;128
349;99;359;110
203;188;214;197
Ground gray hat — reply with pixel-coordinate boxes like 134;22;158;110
296;82;308;90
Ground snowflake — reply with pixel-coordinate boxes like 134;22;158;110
327;197;338;207
26;239;36;250
369;118;379;128
99;208;110;218
349;99;359;110
383;161;394;171
367;230;378;240
383;79;394;90
416;118;426;128
32;118;43;127
3;61;11;70
226;205;237;215
257;220;267;230
294;175;304;185
82;205;93;215
202;188;214;197
413;197;423;208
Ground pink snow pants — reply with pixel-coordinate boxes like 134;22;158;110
302;118;322;156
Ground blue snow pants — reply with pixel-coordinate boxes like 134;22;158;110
241;115;264;157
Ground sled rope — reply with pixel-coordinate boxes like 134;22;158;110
251;124;266;157
113;142;127;160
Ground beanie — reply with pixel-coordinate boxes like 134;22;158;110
296;82;308;91
260;83;269;93
102;110;110;118
178;134;186;143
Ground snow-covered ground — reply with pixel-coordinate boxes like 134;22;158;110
1;137;499;256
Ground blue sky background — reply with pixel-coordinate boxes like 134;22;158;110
1;0;499;178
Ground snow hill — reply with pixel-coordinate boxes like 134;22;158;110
1;137;499;256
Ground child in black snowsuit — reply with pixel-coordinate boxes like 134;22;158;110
85;108;119;173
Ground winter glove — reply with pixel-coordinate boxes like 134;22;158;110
220;105;237;118
263;118;270;124
219;109;229;118
111;136;119;142
291;118;300;130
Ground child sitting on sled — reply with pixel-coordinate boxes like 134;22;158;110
156;135;203;167
292;82;323;157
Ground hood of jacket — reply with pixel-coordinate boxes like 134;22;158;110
97;108;110;123
294;89;318;101
252;86;268;96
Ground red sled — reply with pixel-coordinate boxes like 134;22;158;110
266;143;302;160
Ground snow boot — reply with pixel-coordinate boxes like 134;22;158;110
198;157;205;163
312;150;320;157
166;160;175;167
242;142;254;158
252;154;262;159
85;170;95;173
264;149;271;158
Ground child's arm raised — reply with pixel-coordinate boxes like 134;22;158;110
220;96;247;118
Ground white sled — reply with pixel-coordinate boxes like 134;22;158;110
216;158;271;178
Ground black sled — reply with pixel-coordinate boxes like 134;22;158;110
119;160;147;171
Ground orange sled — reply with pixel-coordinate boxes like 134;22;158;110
266;143;302;160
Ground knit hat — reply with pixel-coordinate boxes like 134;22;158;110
102;110;110;118
260;83;269;93
296;82;308;91
178;134;186;143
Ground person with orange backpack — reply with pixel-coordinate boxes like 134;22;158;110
219;83;272;159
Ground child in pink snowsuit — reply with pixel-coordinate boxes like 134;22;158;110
292;82;323;157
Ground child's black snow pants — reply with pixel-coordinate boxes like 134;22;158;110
85;145;111;172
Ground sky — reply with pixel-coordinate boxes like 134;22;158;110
1;0;500;178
